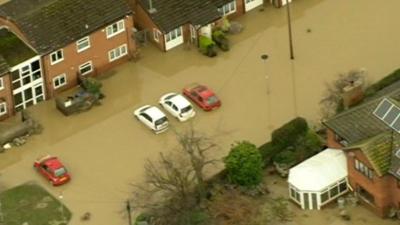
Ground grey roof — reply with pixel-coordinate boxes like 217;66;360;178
0;55;9;76
137;0;231;32
389;132;400;179
0;0;132;54
323;80;400;145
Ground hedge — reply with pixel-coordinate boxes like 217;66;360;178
271;117;308;149
365;68;400;97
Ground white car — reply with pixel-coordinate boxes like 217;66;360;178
159;93;196;122
133;105;169;134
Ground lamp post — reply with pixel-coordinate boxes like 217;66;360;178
286;0;295;60
260;54;270;94
126;200;133;225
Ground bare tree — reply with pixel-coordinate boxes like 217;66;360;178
320;68;367;120
131;126;219;225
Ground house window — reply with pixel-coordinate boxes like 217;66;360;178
76;36;90;52
165;27;182;42
108;44;128;62
357;185;375;204
106;20;125;38
50;49;64;65
79;61;93;75
0;77;3;90
320;190;329;203
355;159;374;179
53;73;67;89
0;102;6;116
218;1;236;16
153;28;161;42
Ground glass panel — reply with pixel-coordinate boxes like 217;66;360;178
25;100;34;107
24;88;33;101
339;181;347;193
11;70;20;81
36;95;44;102
15;104;24;112
35;86;43;96
329;186;339;198
14;92;23;105
23;76;31;85
320;191;329;203
12;81;21;90
32;71;41;80
31;60;40;71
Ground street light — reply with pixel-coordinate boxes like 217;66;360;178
260;54;270;94
286;0;295;60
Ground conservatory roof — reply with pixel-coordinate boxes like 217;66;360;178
288;149;347;192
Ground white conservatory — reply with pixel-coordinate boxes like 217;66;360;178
288;148;348;210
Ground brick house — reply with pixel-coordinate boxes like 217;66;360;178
323;81;400;217
132;0;268;51
0;0;136;120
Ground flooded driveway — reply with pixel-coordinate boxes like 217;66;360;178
2;0;400;224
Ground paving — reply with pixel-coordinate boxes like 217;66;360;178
1;0;400;224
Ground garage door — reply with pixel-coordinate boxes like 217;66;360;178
244;0;263;11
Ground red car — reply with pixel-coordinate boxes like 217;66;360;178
183;83;221;111
33;155;71;186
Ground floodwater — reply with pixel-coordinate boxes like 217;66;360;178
1;0;400;224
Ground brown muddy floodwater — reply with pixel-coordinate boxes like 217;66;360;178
1;0;400;224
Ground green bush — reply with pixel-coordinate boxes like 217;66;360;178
271;117;308;149
199;36;217;57
224;141;263;187
258;142;280;166
273;149;296;165
365;68;400;97
293;131;323;162
177;209;209;225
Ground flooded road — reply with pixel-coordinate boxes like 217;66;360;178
2;0;400;224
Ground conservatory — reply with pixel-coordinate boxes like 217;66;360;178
288;148;348;210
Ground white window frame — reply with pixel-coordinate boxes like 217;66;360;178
165;27;182;42
108;44;128;62
76;36;91;52
52;73;67;89
219;1;236;16
50;49;64;65
0;77;3;91
0;102;6;116
153;28;161;42
106;20;125;39
79;61;93;76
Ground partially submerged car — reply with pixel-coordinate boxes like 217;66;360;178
134;105;169;134
159;93;196;122
183;84;221;111
33;155;70;186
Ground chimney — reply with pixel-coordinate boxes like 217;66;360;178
148;0;157;14
341;77;364;109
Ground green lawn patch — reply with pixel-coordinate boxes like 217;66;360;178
0;182;71;225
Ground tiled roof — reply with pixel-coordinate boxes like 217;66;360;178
137;0;231;32
389;132;400;179
0;0;132;54
323;81;400;145
346;133;394;176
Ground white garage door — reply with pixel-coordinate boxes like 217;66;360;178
245;0;263;11
165;27;184;51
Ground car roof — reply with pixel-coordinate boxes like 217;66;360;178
170;94;191;108
43;157;64;170
144;106;166;120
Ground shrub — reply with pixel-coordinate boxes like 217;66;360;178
271;117;308;149
273;149;296;165
199;36;217;57
258;142;280;166
135;213;152;225
224;141;263;187
365;68;400;97
293;131;323;162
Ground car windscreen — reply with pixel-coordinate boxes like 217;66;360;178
155;117;167;125
165;94;177;100
54;167;67;177
181;105;192;113
206;96;219;105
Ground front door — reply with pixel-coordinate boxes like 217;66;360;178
244;0;263;11
165;26;184;51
